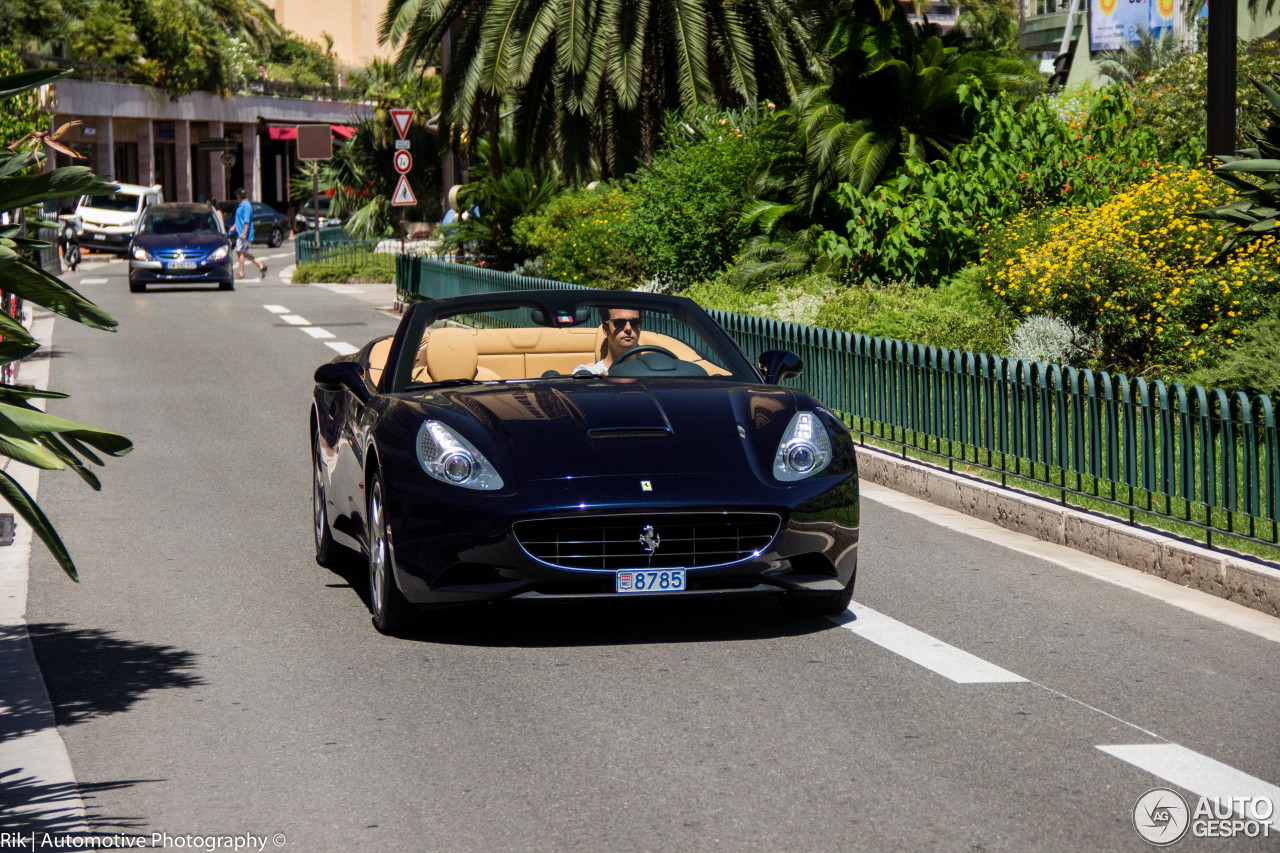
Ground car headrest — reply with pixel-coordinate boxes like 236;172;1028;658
425;327;479;381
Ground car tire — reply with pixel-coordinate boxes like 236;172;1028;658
219;280;234;291
783;575;855;617
313;440;358;567
129;280;144;293
367;473;415;635
269;228;284;248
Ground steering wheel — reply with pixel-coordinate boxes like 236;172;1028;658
612;345;678;366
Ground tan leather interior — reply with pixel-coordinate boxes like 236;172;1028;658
368;327;730;384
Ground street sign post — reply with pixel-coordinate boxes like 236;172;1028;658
297;125;333;249
388;110;416;250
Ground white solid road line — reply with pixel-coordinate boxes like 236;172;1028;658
80;278;108;284
830;603;1028;684
860;480;1280;645
1098;744;1280;829
325;342;360;356
263;304;289;314
280;314;309;326
302;327;335;339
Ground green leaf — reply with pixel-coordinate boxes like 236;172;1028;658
0;401;133;455
0;150;45;179
0;168;112;212
0;383;67;402
0;467;77;581
0;340;39;363
36;433;101;491
0;408;64;470
0;68;69;99
0;258;118;331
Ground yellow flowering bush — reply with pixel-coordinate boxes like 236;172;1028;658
983;166;1280;374
512;186;640;290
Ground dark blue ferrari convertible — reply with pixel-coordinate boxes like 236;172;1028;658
312;290;859;634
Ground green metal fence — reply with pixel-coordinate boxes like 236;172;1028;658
397;256;1280;551
294;227;383;267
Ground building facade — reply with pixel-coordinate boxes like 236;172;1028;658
46;78;369;214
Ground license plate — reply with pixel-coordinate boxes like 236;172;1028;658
166;261;197;270
615;569;685;594
93;233;105;240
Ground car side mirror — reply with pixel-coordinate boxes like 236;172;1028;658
314;361;371;404
757;349;803;384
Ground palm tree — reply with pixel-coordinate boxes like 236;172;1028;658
377;0;833;181
1094;27;1190;86
734;6;1035;282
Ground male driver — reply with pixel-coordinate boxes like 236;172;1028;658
232;188;267;280
574;307;643;375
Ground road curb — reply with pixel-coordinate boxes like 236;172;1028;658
854;445;1280;619
0;311;89;834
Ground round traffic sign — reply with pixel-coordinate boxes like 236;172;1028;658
393;149;412;174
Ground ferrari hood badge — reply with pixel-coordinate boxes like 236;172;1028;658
639;524;661;554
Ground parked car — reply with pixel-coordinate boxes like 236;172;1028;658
216;200;290;248
75;183;164;254
128;203;234;292
311;289;860;634
294;197;341;231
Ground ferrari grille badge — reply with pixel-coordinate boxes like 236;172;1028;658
639;525;661;554
640;480;652;491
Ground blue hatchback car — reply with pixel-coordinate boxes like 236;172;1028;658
128;203;234;292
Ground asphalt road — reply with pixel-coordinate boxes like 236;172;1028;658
16;256;1280;852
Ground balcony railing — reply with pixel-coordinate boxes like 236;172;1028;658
15;51;361;102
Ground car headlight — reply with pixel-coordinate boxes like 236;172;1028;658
131;245;153;261
773;411;833;482
416;420;503;490
208;245;229;261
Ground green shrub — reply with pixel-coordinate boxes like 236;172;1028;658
512;185;640;290
1187;313;1280;397
292;255;396;284
822;85;1167;285
982;166;1280;374
813;267;1016;353
624;124;777;287
1128;39;1280;162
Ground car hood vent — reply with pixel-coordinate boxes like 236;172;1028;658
588;428;671;439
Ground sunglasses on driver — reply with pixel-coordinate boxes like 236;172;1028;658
607;317;642;332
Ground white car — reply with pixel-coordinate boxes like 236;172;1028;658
75;183;164;254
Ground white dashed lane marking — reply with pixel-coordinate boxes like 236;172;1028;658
830;603;1027;684
1098;744;1280;828
80;278;108;284
264;305;356;356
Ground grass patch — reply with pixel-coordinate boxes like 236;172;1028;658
293;254;396;284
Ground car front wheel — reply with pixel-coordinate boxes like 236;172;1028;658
269;227;284;248
367;474;415;635
784;574;855;616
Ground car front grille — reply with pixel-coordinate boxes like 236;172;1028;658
513;512;781;570
154;249;207;261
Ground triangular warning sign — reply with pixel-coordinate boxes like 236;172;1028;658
389;109;414;139
391;174;417;206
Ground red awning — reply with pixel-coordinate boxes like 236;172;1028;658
267;125;355;141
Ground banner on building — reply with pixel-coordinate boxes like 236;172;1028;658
1090;0;1178;50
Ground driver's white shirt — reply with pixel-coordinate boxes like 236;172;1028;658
572;358;608;375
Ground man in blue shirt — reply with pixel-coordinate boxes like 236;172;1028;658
233;188;267;280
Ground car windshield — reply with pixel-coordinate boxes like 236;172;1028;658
401;296;753;388
140;211;223;235
81;193;141;213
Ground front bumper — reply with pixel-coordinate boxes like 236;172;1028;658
80;231;132;252
129;259;233;285
374;471;859;606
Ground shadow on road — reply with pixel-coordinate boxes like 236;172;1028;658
18;623;202;732
0;768;155;836
316;552;836;647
